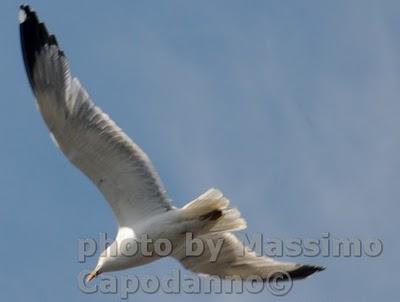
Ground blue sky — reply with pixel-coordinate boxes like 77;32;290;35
0;0;398;301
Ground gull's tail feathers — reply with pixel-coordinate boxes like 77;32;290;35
182;188;247;234
177;189;325;282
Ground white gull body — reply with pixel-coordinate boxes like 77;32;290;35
19;5;324;283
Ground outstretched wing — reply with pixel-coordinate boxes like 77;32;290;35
19;5;172;226
175;232;324;281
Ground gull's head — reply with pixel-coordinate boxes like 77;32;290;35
86;268;101;283
86;245;119;282
86;236;134;282
86;263;103;283
86;256;107;283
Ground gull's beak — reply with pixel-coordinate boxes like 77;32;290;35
86;270;98;283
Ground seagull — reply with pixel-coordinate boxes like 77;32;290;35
19;5;324;284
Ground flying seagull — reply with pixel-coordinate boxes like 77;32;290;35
19;5;324;284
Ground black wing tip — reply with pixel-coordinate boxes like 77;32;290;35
288;265;325;281
19;4;47;84
19;4;64;87
19;5;50;47
265;265;325;283
20;4;31;10
19;4;35;24
19;4;31;14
